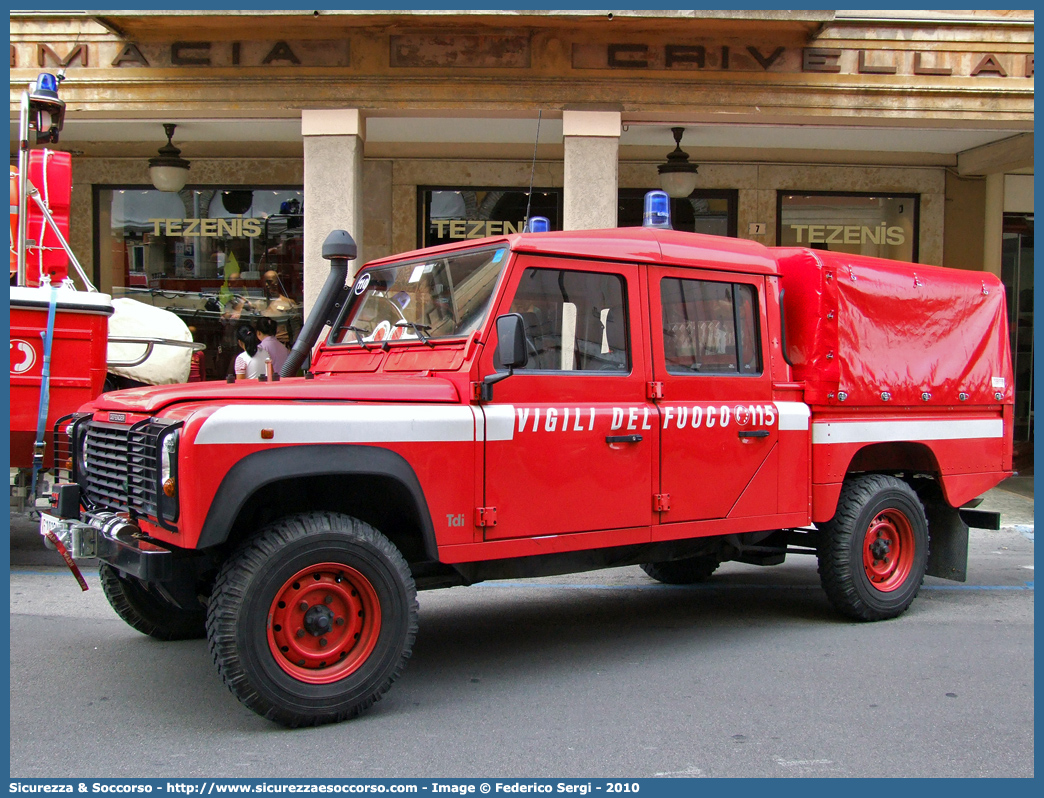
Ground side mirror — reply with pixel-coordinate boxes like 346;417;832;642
481;313;529;401
495;313;528;370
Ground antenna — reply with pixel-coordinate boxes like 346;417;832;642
523;110;542;231
56;24;82;85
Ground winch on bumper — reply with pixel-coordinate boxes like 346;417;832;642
42;498;174;582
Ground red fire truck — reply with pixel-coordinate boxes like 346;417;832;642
44;215;1012;727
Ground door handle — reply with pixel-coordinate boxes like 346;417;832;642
738;430;770;439
606;434;643;444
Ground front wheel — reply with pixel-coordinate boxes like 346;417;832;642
99;564;207;641
207;512;418;727
640;555;720;585
817;474;929;621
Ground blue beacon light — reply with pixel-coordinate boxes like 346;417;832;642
525;216;550;233
34;73;59;97
28;72;66;144
643;190;672;229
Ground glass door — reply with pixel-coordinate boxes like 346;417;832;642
1001;213;1034;467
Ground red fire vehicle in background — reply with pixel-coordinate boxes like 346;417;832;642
11;72;205;524
43;194;1012;727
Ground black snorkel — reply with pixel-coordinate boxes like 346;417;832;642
280;229;357;378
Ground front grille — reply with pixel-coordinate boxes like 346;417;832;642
83;419;169;518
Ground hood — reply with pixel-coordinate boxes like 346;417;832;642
93;373;461;414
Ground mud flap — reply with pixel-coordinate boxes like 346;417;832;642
924;500;969;582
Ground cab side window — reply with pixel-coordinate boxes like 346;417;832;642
501;267;630;372
661;278;761;375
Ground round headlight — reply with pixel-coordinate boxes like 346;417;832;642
79;432;90;471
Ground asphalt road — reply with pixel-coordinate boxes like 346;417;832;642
8;525;1034;779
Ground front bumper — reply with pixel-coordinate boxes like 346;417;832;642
43;510;173;581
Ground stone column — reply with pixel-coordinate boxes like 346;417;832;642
301;108;364;320
982;172;1005;277
562;110;621;230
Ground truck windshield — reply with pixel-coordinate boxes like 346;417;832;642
331;246;508;345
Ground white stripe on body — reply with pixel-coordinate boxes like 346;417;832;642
774;401;811;431
812;418;1003;445
481;405;517;442
195;404;481;445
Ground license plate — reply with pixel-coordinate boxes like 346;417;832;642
38;512;63;538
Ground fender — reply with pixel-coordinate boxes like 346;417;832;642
196;444;438;557
811;436;1007;521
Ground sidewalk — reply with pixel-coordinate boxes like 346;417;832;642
7;477;1033;568
978;475;1035;530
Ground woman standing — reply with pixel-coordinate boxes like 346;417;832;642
234;324;269;380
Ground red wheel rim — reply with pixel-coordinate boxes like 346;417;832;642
862;509;916;593
267;563;382;684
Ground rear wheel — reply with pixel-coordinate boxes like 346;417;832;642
817;474;929;621
99;564;207;641
207;512;417;727
640;555;721;585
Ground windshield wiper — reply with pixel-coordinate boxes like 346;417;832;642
344;325;373;350
394;321;435;348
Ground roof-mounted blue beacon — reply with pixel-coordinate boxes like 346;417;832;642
525;216;550;233
28;72;65;144
643;190;672;229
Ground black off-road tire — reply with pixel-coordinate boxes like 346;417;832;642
817;474;929;621
99;564;207;641
640;555;721;585
206;512;418;727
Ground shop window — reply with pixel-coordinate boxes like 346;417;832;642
419;187;563;248
500;267;630;373
96;187;304;381
618;189;737;236
778;191;919;262
660;278;760;375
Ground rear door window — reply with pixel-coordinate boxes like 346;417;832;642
660;278;761;375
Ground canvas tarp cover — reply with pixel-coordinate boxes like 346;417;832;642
775;248;1013;407
107;298;192;385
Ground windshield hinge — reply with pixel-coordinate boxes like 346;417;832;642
474;506;498;528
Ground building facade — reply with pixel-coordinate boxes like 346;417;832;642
10;9;1035;461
